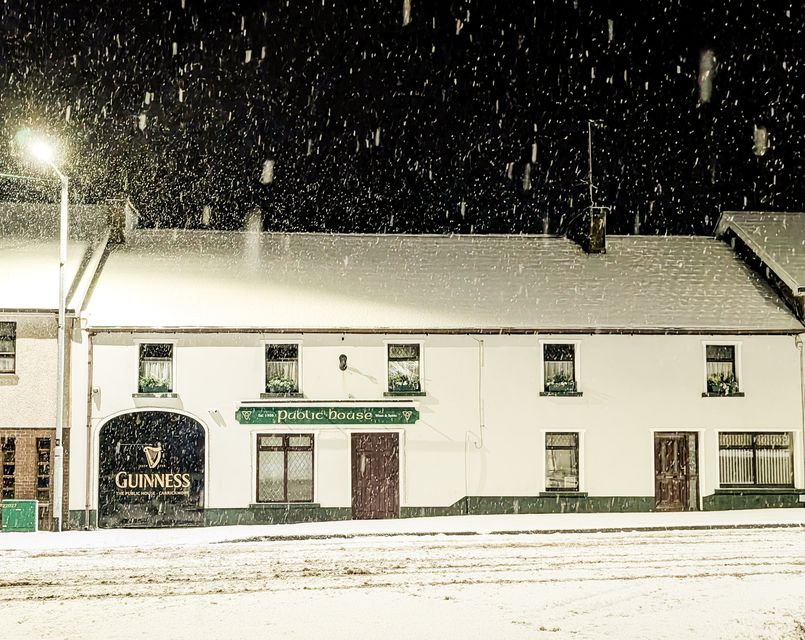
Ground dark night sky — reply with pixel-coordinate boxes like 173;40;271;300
0;1;802;234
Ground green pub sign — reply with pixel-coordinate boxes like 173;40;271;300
235;405;420;425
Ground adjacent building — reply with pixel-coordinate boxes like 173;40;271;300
0;201;132;530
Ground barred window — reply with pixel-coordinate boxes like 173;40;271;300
718;432;793;487
257;434;313;502
545;432;579;491
388;344;421;393
0;322;16;374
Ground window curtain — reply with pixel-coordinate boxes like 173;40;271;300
544;360;574;381
140;359;172;388
266;360;298;384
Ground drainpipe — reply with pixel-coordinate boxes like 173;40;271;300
464;339;486;515
84;332;94;529
796;335;805;492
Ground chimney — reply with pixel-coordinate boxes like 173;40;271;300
106;197;139;245
567;206;608;254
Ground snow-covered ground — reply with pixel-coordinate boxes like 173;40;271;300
1;511;804;639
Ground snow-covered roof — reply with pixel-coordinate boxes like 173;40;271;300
0;203;111;312
716;211;805;298
83;230;802;332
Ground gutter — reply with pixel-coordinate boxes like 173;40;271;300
83;326;804;336
797;336;805;493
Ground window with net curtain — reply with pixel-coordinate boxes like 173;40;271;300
706;344;738;392
0;322;16;374
257;434;313;502
543;343;576;392
718;432;793;487
265;344;299;393
138;343;173;393
545;432;579;491
387;344;421;392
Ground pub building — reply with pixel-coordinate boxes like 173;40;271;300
4;204;805;530
50;208;803;529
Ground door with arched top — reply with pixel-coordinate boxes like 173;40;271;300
98;410;205;528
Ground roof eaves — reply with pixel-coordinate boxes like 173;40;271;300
725;218;802;296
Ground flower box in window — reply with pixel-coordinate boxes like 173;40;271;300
138;375;172;394
707;372;739;396
388;373;420;393
545;372;576;394
266;375;299;395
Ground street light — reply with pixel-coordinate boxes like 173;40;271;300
25;135;68;533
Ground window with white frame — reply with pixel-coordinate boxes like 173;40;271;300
387;343;421;393
265;344;300;394
543;343;576;393
256;434;314;502
705;344;739;395
0;322;15;374
718;432;794;487
138;343;174;393
545;432;579;491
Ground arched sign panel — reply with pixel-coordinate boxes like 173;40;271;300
98;411;205;528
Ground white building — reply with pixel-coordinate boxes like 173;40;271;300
58;222;805;528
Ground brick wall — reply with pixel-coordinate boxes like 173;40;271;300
0;427;70;531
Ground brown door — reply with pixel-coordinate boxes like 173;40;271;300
654;432;698;511
351;432;399;519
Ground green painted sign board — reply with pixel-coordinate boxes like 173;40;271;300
235;406;420;425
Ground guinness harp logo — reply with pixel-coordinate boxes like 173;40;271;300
143;443;163;469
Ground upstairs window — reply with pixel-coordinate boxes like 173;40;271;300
543;343;576;394
545;432;580;491
706;344;739;395
719;432;793;488
265;344;300;394
387;344;421;393
138;343;174;393
0;322;16;374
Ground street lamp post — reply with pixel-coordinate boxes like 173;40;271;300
28;140;68;533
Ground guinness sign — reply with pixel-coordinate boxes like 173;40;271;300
98;411;205;528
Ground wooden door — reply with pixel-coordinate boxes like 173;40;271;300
351;433;399;520
654;432;697;511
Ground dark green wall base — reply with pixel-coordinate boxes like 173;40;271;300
205;505;353;526
68;509;97;530
69;492;802;529
703;490;804;511
403;495;656;517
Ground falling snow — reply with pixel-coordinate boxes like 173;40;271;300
0;3;801;233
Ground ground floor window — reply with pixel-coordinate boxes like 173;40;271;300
718;432;794;487
257;434;314;502
36;437;51;505
545;432;579;491
1;437;15;499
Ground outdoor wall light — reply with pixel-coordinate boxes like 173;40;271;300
339;354;348;371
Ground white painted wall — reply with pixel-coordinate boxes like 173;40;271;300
70;331;805;513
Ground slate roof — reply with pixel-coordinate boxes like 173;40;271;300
0;202;111;311
83;230;803;332
716;211;805;298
